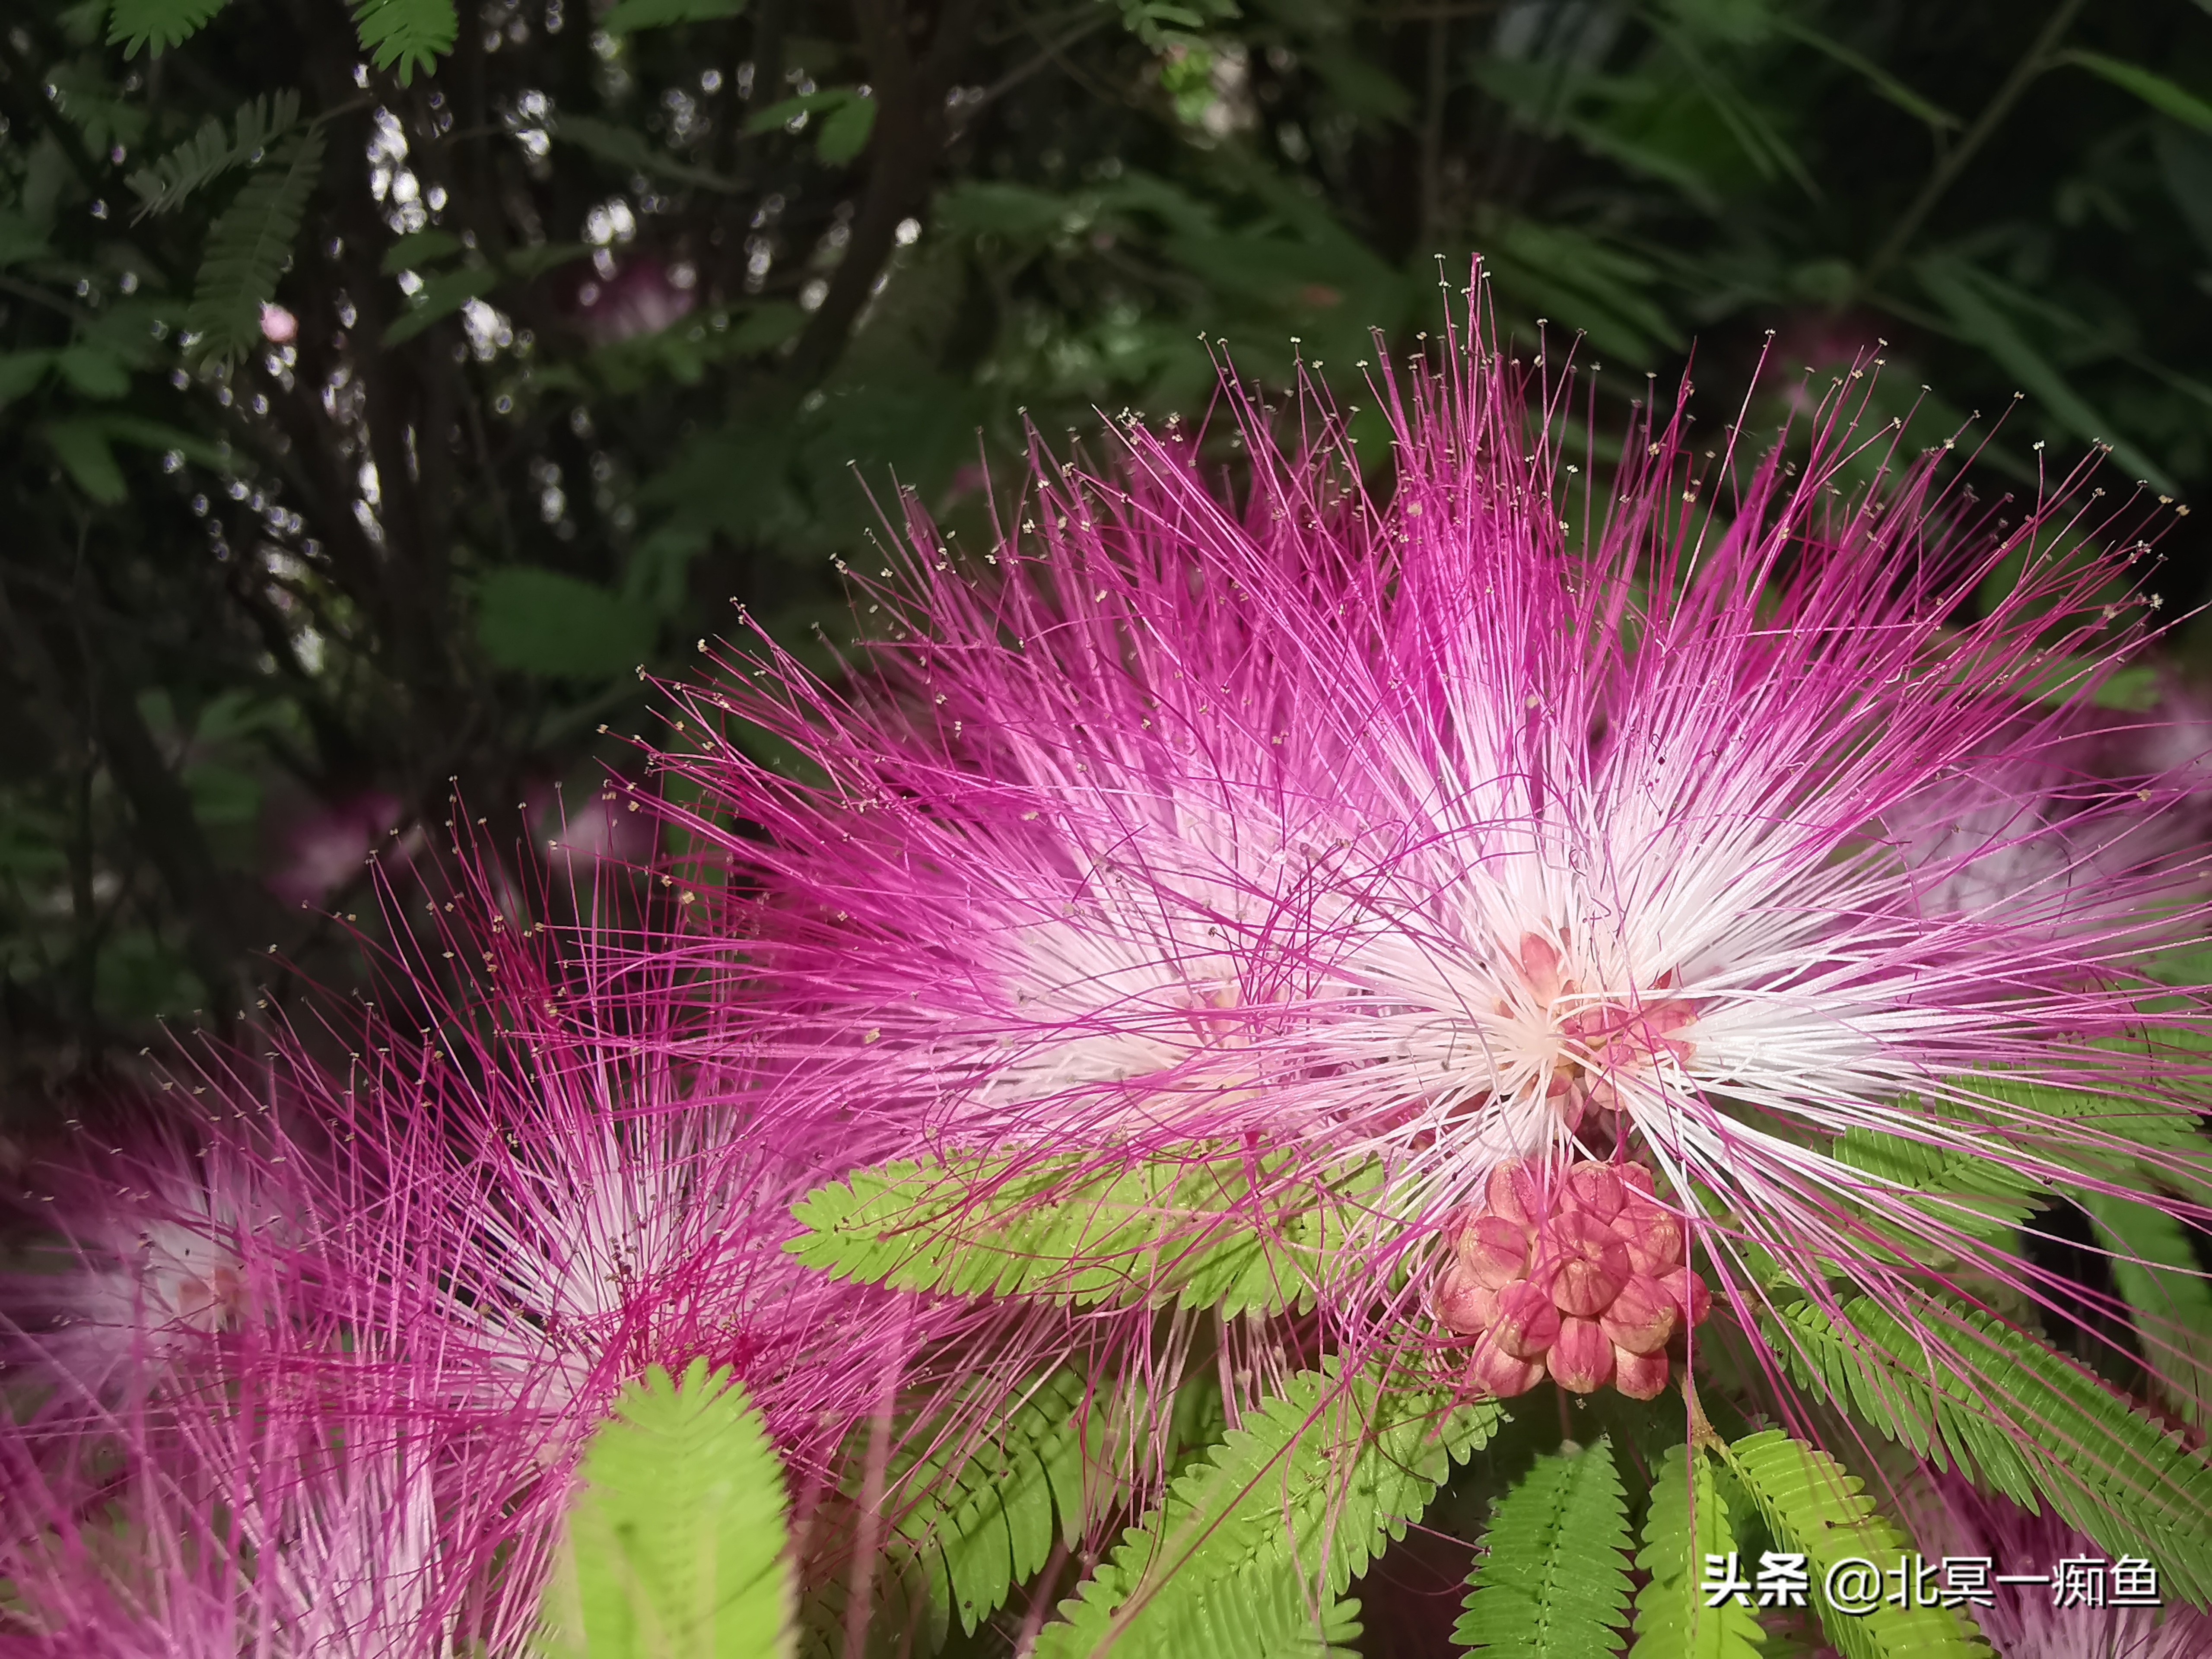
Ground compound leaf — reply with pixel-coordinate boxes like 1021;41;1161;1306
127;91;299;219
1033;1356;1500;1659
108;0;229;56
1455;1435;1634;1653
1721;1430;1992;1659
1627;1443;1766;1659
540;1357;794;1658
1767;1293;2212;1605
350;0;458;85
788;1147;1386;1318
184;124;324;368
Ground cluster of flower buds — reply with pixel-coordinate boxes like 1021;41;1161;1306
1433;1156;1711;1400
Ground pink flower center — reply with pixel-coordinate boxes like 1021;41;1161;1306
1501;933;1700;1128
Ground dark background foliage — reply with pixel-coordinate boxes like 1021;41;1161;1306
5;0;2212;1136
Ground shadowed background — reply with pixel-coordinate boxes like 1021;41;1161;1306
3;0;2210;1173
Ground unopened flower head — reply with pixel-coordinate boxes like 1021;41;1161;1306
652;287;2212;1425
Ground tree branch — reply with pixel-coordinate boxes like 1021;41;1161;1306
1855;0;2089;297
785;0;985;387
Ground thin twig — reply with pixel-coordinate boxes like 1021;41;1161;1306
1855;0;2089;297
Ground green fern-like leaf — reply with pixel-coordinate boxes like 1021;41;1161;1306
601;0;748;32
1953;1068;2212;1204
1032;1356;1500;1659
886;1368;1102;1649
796;1370;1217;1659
1721;1431;1991;1659
184;125;324;368
127;91;301;221
2082;1189;2212;1427
537;1357;794;1658
350;0;458;85
788;1147;1386;1317
108;0;230;56
1627;1443;1766;1659
1454;1435;1634;1653
1767;1293;2212;1604
1829;1125;2044;1249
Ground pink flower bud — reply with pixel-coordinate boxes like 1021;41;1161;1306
1434;1263;1499;1336
1660;1266;1712;1327
1491;1278;1562;1360
1554;1074;1593;1129
1563;1160;1625;1220
1457;1214;1531;1287
1598;1273;1678;1354
1485;1158;1538;1227
1465;1332;1546;1398
1542;1213;1631;1316
1613;1345;1670;1400
1618;1163;1656;1197
1549;1314;1615;1393
1617;1201;1683;1275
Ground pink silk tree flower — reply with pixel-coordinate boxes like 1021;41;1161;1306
0;867;972;1650
309;877;951;1474
0;1338;556;1656
0;1116;308;1416
641;294;2212;1421
1903;1468;2212;1659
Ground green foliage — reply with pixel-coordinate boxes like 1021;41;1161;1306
2079;1189;2212;1427
1768;1292;2212;1603
1720;1431;1991;1659
556;115;744;192
880;1368;1101;1649
2061;50;2212;134
107;0;230;57
1453;1435;1635;1655
1916;254;2176;495
43;418;126;503
747;90;879;165
787;1147;1387;1316
478;569;659;679
1629;1444;1766;1659
127;92;300;220
538;1358;795;1658
183;125;324;368
349;0;458;85
1828;1124;2045;1251
382;267;502;346
1033;1357;1500;1659
601;0;749;33
1953;1068;2212;1207
381;228;463;273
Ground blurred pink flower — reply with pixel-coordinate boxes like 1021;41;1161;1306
264;790;404;909
1;860;963;1649
536;778;660;872
567;258;695;346
1906;1469;2212;1659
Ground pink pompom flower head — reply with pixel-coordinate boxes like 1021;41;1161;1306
1;849;986;1651
643;276;2212;1597
1903;1467;2212;1659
